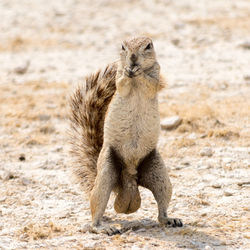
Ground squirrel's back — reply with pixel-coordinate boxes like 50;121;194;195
69;63;117;194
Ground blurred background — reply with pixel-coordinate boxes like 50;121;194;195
0;0;249;249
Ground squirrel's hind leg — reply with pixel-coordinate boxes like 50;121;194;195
90;146;119;227
108;148;141;214
138;149;183;227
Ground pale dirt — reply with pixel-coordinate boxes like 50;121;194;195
0;0;250;249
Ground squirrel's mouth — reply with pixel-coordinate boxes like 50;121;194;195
130;62;138;68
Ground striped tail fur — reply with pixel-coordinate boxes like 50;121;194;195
69;63;117;195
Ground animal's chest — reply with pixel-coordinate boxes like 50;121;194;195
124;101;156;143
104;91;160;165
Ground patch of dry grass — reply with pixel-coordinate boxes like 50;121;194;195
0;81;68;123
19;221;64;241
0;81;69;147
159;85;249;143
159;85;250;158
187;15;250;34
208;128;240;139
171;227;198;236
160;101;222;134
173;138;196;148
0;36;78;52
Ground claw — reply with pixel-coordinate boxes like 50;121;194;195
176;219;183;227
90;224;121;236
159;217;183;228
124;66;142;78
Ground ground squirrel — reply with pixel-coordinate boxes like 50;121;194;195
69;36;183;233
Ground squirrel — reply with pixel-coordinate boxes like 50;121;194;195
69;36;183;233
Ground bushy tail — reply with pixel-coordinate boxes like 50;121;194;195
69;63;117;195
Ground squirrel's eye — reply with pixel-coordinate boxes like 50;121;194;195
145;43;152;50
122;45;125;51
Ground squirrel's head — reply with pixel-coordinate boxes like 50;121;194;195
119;37;157;73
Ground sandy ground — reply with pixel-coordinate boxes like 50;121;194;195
0;0;250;249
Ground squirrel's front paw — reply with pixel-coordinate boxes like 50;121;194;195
125;66;142;78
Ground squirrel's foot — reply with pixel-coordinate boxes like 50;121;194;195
158;216;183;228
89;224;121;236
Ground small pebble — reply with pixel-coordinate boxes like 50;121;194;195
14;61;30;74
21;177;31;186
188;133;197;140
244;75;250;81
240;41;250;49
205;246;212;250
135;228;146;233
224;190;233;196
223;157;232;164
39;114;51;121
2;171;15;181
79;224;92;233
200;147;213;157
131;246;141;250
174;22;185;30
0;196;6;202
200;133;207;138
19;154;26;161
19;233;29;242
52;146;63;152
22;199;31;206
47;104;57;109
174;166;182;170
171;38;180;46
161;116;182;130
212;183;222;188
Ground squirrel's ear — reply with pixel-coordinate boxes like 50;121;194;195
121;45;125;51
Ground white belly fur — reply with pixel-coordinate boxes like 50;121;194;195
103;87;160;174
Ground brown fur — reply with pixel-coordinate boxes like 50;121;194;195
69;63;117;194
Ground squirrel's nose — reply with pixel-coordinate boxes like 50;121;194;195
130;53;137;62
